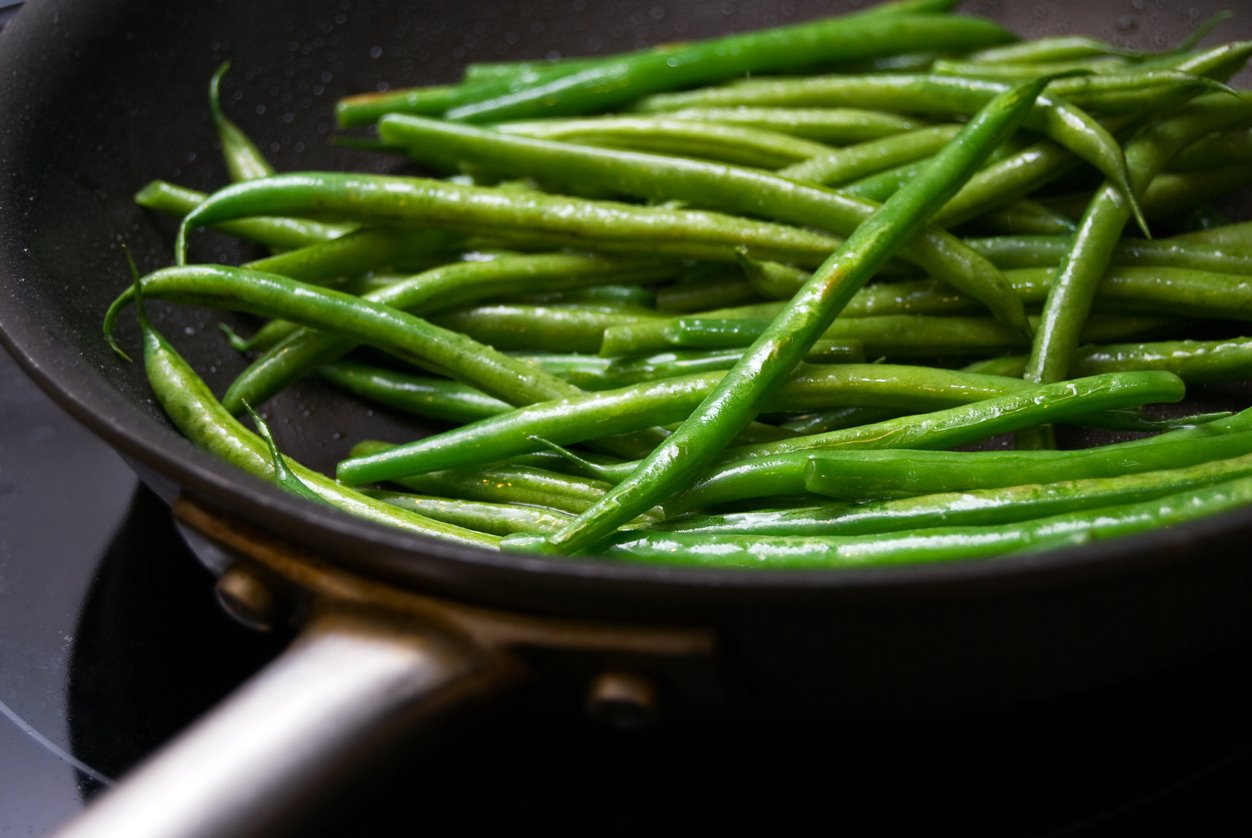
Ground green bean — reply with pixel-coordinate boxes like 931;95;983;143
934;56;1131;80
316;361;510;424
661;370;1186;506
1009;265;1252;321
1071;338;1252;383
242;228;456;290
660;452;1252;537
377;114;1028;334
964;14;1229;66
930;139;1083;230
602;476;1252;569
778;407;898;436
1139;164;1252;223
432;303;659;354
176;172;843;269
1170;220;1252;248
804;430;1252;500
135;180;351;251
654;270;760;313
337;83;479;128
967;234;1252;274
520;77;1051;554
498;116;838;168
965;199;1078;236
588;342;865;389
445;14;1014;122
106;264;584;408
453;0;962;85
746;265;1252;324
337;1;967;126
131;292;499;549
348;443;643;519
778;124;962;186
1050;70;1235;114
505;283;656;309
336;363;1065;485
839;158;928;202
600;311;1172;359
223;253;671;410
1170;128;1252;170
461;56;616;86
209;63;274;182
656;107;932;144
666;371;1186;510
369;491;573;536
964;36;1144;65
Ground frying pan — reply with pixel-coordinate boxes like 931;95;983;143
5;0;1252;835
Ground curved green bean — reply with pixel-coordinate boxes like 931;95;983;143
176;172;843;268
599;476;1252;568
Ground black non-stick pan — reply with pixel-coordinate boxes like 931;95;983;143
5;1;1252;835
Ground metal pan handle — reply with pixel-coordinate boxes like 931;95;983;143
53;602;517;838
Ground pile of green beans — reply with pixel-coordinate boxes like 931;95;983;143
112;3;1252;569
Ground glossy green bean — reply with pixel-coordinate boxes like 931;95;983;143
600;310;1172;359
588;342;865;389
222;254;671;411
106;265;584;408
1140;164;1252;223
135;180;351;251
805;430;1252;500
176;172;842;269
445;14;1013;122
347;444;643;519
1170;128;1252;170
965;199;1078;236
1071;337;1252;382
654;271;760;313
499;116;838;168
455;0;961;83
657;107;931;144
659;452;1252;537
667;370;1186;510
369;491;573;536
964;35;1144;65
336;363;1063;485
132;295;499;548
967;234;1252;274
739;264;1252;323
432;304;657;354
602;476;1252;568
242;228;456;290
209;63;275;182
317;361;510;424
778;124;962;186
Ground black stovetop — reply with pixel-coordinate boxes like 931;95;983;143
7;344;1252;837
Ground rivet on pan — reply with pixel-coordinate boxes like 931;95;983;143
214;565;286;633
585;670;660;729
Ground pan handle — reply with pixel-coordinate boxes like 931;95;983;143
53;606;518;838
